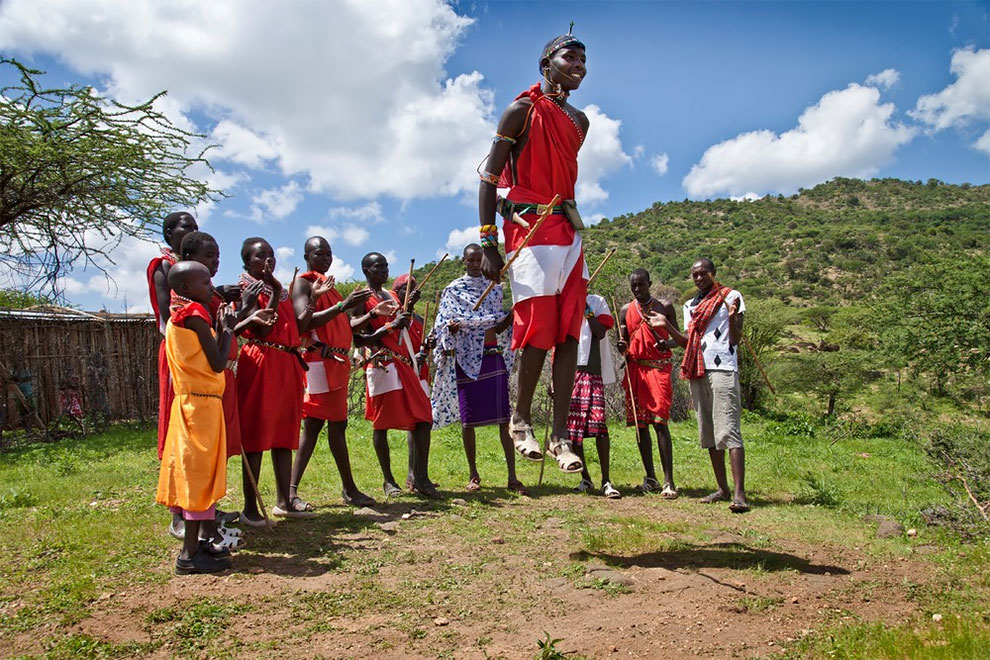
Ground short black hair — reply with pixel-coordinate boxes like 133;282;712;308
162;212;195;241
179;231;218;260
630;267;651;282
240;237;268;268
463;243;482;257
304;236;330;255
361;252;385;270
693;258;716;274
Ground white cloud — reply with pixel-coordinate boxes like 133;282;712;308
910;48;990;131
575;104;633;206
650;153;670;176
683;83;915;198
250;181;303;221
865;68;900;90
586;213;606;226
445;226;480;253
730;193;760;202
275;246;295;261
0;0;491;201
974;129;990;156
57;234;163;312
212;120;279;169
327;202;385;224
328;259;355;281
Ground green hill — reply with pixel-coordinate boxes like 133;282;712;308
413;177;987;309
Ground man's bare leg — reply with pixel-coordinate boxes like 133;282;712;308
271;448;293;512
701;447;732;503
596;435;611;486
289;417;324;504
372;429;400;493
729;447;748;509
462;427;480;486
512;346;548;426
411;422;440;498
655;423;676;492
326;420;372;503
241;451;264;522
636;426;658;482
497;423;524;491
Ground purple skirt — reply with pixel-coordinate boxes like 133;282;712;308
456;353;510;428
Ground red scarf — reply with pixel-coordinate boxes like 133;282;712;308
680;283;729;380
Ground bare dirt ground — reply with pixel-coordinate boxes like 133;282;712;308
10;490;934;660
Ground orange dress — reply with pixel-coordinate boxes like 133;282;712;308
156;303;226;513
208;292;241;459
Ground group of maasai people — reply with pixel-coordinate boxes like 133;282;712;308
151;28;748;575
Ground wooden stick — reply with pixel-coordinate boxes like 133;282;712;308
740;333;776;395
612;296;639;433
287;267;300;300
416;253;448;292
586;248;617;287
403;259;415;311
240;447;273;527
474;194;561;310
537;388;553;487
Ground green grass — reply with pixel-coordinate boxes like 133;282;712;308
0;413;987;658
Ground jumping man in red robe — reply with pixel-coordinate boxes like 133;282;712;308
479;28;590;475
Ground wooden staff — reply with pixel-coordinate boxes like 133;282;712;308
415;253;448;293
402;259;415;310
537;387;553;487
612;295;639;433
473;194;561;310
740;333;776;395
240;448;273;527
287;267;300;300
586;247;617;288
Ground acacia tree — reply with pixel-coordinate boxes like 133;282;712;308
0;58;221;293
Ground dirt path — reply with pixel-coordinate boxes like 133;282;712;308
20;492;929;659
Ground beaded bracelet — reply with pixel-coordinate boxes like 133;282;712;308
480;236;498;249
479;171;499;186
479;223;498;234
493;133;517;145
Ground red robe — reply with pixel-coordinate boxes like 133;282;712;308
146;248;176;459
408;315;430;383
207;292;242;459
236;281;304;452
624;302;673;426
300;272;351;422
499;84;588;351
363;290;432;431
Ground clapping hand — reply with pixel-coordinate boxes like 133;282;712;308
372;299;398;318
241;280;263;310
344;287;373;310
218;303;237;331
311;276;336;301
248;307;277;328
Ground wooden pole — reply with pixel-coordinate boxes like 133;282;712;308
740;333;776;395
586;248;617;288
416;253;448;292
402;259;416;311
240;448;273;527
474;194;561;310
612;296;639;434
287;267;300;300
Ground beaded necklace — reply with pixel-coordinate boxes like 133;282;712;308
239;272;288;302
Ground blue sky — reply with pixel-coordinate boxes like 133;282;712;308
1;1;987;312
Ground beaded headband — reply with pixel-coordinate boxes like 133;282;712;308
540;22;585;73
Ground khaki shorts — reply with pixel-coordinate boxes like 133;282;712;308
689;370;743;450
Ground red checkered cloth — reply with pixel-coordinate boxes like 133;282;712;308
680;283;730;381
566;370;609;445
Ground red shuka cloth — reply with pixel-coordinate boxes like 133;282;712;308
236;285;304;452
300;272;351;422
499;84;587;350
362;290;432;431
624;302;673;427
207;292;241;459
680;283;730;381
147;249;176;459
